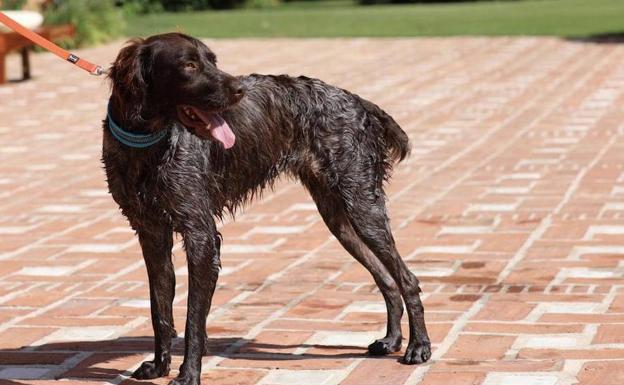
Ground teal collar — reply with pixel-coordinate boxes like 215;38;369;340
107;102;167;148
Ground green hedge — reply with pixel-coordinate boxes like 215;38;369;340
359;0;520;3
0;0;27;9
121;0;281;12
121;0;248;11
44;0;125;48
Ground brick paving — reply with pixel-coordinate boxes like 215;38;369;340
0;37;623;385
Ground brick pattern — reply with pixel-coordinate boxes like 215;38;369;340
0;37;623;385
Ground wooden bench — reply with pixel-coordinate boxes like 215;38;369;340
0;23;74;84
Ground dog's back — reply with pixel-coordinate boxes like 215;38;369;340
212;74;411;208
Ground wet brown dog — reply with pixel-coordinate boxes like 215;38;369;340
103;33;430;385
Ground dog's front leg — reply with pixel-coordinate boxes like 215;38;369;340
132;222;176;380
170;221;221;385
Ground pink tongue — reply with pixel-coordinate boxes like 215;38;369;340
193;108;236;149
207;115;236;149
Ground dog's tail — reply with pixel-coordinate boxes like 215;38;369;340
382;112;410;163
359;97;410;163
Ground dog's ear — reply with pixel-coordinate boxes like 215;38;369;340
108;38;150;112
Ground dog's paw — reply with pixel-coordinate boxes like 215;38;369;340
401;340;432;365
368;336;402;356
168;374;199;385
131;359;170;379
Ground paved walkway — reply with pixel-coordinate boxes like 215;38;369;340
0;37;623;385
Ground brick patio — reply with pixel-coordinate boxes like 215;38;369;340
0;37;623;385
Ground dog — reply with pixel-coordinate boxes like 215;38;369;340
103;33;431;385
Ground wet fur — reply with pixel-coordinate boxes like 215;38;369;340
103;33;431;385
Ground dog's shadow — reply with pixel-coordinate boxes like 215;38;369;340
1;336;389;383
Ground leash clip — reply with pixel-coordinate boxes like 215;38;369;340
90;66;107;76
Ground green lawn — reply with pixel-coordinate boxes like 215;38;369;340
125;0;624;38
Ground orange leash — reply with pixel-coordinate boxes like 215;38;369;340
0;11;105;76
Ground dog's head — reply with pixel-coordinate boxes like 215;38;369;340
108;33;244;148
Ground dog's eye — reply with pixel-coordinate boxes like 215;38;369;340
184;62;198;71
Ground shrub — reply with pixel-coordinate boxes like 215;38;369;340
121;0;251;11
359;0;519;3
121;0;164;14
43;0;125;48
245;0;278;8
0;0;27;9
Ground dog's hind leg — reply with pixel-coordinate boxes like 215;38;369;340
132;221;176;380
304;181;404;356
340;188;431;365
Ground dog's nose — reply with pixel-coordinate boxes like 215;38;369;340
232;83;245;99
